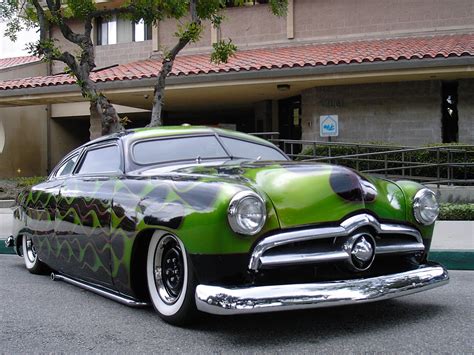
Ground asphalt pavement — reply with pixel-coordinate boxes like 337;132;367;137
0;255;472;353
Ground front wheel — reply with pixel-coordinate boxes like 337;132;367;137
22;235;47;274
146;231;197;325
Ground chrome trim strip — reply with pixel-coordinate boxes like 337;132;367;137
376;242;425;255
260;250;348;267
51;273;150;308
195;263;449;315
249;213;423;271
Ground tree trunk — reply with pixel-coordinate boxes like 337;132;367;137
149;59;173;127
89;96;123;139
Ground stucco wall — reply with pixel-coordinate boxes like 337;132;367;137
0;105;48;178
49;118;90;168
0;62;47;80
301;81;443;146
458;79;474;144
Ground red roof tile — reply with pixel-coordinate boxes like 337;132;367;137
0;56;42;70
1;34;473;91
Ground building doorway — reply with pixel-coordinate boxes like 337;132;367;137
441;81;459;143
278;96;302;154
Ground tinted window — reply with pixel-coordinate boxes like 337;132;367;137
133;136;228;165
56;154;79;177
221;137;287;161
78;145;121;174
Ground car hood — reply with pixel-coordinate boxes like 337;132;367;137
138;161;407;229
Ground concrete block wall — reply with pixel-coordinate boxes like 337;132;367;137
293;0;474;42
301;81;443;145
51;0;474;72
95;40;153;69
220;5;286;49
458;79;474;144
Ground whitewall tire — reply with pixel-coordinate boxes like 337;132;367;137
22;235;47;274
146;230;197;325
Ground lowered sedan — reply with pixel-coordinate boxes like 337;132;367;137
8;126;448;325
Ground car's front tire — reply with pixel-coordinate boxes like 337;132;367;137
146;231;197;325
22;235;47;274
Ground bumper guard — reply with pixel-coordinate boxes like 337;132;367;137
195;262;449;315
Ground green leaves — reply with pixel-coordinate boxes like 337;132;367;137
64;0;96;19
175;21;203;43
439;203;474;221
210;38;237;64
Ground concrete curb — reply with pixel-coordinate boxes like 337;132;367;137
0;240;15;255
428;250;474;270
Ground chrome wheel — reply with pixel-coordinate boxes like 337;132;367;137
146;230;197;324
154;234;185;304
22;234;46;274
25;236;37;264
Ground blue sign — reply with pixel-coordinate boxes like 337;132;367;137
320;115;339;137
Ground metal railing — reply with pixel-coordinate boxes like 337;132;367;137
250;132;474;186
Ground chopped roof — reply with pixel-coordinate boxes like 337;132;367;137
1;34;473;90
0;56;42;70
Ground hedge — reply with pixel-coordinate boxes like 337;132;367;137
438;203;474;221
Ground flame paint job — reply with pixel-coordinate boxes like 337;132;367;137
12;127;433;299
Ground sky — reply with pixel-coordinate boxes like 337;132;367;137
0;22;39;59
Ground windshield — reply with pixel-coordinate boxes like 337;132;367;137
132;134;288;166
133;135;228;165
220;136;287;161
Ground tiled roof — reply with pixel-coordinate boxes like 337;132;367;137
0;56;42;70
1;34;473;91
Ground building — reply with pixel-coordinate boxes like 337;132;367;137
0;0;473;177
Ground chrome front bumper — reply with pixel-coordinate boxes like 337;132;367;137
195;263;449;315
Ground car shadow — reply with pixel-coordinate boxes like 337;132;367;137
189;300;447;345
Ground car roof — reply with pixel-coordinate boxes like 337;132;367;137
86;125;274;147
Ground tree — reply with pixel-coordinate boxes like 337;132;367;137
1;0;287;134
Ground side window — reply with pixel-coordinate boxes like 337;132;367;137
56;154;79;177
77;145;121;175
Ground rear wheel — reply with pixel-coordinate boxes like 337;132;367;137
22;235;47;274
146;231;197;325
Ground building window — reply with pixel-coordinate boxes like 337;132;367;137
96;17;152;45
224;0;269;7
441;81;459;143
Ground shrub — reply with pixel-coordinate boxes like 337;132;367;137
438;203;474;221
15;176;47;189
296;143;474;180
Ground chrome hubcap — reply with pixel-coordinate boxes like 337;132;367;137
25;237;37;263
153;235;184;304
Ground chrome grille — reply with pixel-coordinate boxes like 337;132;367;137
249;214;424;271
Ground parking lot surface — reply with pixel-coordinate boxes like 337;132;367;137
1;255;472;353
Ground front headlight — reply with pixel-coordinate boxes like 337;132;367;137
228;191;266;235
413;188;439;225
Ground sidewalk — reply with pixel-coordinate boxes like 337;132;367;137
0;201;472;269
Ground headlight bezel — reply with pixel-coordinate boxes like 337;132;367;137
413;188;439;225
228;191;266;235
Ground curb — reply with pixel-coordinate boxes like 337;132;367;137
428;250;474;271
0;239;15;255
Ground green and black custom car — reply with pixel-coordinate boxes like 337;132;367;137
7;126;448;325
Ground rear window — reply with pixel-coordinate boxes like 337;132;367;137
133;136;228;165
220;137;287;161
